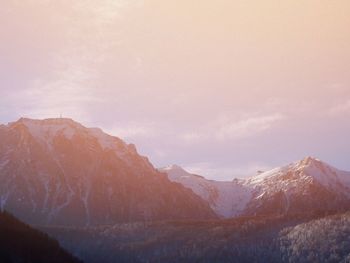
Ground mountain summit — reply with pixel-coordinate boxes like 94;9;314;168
244;156;350;216
0;118;216;226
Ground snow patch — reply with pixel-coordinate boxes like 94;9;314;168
0;159;9;170
0;192;10;210
20;118;76;141
16;118;134;165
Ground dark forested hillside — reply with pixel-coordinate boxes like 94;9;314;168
41;211;350;263
279;211;350;262
0;211;82;263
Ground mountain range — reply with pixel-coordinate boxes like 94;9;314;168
161;157;350;218
1;117;350;262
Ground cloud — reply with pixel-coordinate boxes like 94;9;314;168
183;162;274;181
180;132;206;143
329;100;350;115
180;113;285;144
107;123;157;139
215;113;285;140
69;0;141;33
9;57;99;121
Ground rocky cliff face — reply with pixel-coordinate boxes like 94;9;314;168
0;118;216;226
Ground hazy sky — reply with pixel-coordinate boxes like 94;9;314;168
1;0;350;180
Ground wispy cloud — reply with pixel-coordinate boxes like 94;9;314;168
180;113;286;144
215;113;285;141
13;58;98;120
107;123;157;139
180;132;206;143
329;100;350;115
1;0;144;121
2;0;350;180
184;162;274;181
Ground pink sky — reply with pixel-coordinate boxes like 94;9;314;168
1;0;350;180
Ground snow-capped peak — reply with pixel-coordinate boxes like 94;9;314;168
296;156;322;168
12;117;81;141
160;165;253;218
160;165;198;180
14;117;82;128
245;157;350;198
9;117;130;151
296;157;350;192
248;157;330;182
163;164;185;172
5;117;146;167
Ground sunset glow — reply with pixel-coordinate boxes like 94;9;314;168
1;0;350;179
2;2;350;262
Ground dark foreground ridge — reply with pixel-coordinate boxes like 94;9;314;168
0;210;82;263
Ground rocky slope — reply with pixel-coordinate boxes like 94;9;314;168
161;157;350;218
0;118;216;226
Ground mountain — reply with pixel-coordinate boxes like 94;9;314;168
243;157;350;216
160;165;251;217
43;211;350;263
161;157;350;218
0;210;82;263
0;118;216;226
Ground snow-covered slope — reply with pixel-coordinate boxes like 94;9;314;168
160;165;252;217
244;157;350;216
161;157;350;218
0;118;216;226
246;157;350;195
